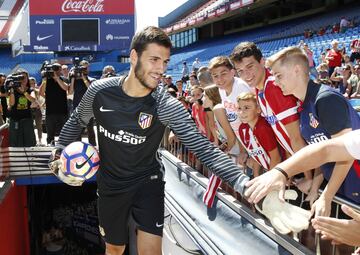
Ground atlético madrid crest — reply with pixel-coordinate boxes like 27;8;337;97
138;112;153;129
309;113;319;129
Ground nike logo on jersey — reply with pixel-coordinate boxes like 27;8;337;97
36;35;53;41
100;106;114;112
155;222;164;228
75;153;94;169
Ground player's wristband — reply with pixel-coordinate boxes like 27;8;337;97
274;167;289;181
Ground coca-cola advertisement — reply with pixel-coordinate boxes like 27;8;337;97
28;0;134;52
29;0;133;15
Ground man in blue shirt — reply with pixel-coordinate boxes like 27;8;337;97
246;46;360;218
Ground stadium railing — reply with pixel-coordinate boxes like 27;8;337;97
318;189;360;255
160;130;359;254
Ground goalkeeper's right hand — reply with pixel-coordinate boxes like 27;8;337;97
48;147;84;186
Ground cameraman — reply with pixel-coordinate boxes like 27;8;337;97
39;62;69;146
69;60;96;146
101;65;116;79
7;69;36;147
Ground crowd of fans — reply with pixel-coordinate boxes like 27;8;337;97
297;38;360;101
0;25;359;253
164;36;360;251
304;16;356;38
0;61;117;147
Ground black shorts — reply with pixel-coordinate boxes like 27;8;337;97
97;177;165;245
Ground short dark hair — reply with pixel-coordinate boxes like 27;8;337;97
230;42;263;63
190;73;198;79
167;88;177;97
130;26;172;57
178;96;189;104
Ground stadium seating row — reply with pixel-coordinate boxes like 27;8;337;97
0;5;358;83
167;6;360;81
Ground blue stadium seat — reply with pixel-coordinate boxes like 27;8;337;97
166;5;360;81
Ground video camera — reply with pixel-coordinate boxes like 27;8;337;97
4;74;25;91
71;57;87;78
103;71;117;78
41;61;61;79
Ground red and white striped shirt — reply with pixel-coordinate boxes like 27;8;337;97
238;117;278;170
256;70;299;155
203;117;280;208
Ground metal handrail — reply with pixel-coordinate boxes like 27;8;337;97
318;188;360;213
162;133;360;214
160;149;314;255
317;189;360;255
161;132;359;254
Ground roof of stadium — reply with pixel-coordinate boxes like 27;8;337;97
158;0;209;28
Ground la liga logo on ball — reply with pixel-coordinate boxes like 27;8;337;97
60;141;100;180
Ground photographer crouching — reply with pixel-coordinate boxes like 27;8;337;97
69;58;96;146
7;69;36;147
39;62;69;146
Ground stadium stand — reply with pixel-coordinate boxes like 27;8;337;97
177;0;220;23
0;53;15;74
166;5;360;81
13;53;55;81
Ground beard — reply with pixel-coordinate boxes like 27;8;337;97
134;60;153;90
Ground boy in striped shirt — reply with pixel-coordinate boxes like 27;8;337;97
230;42;312;190
237;92;282;175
